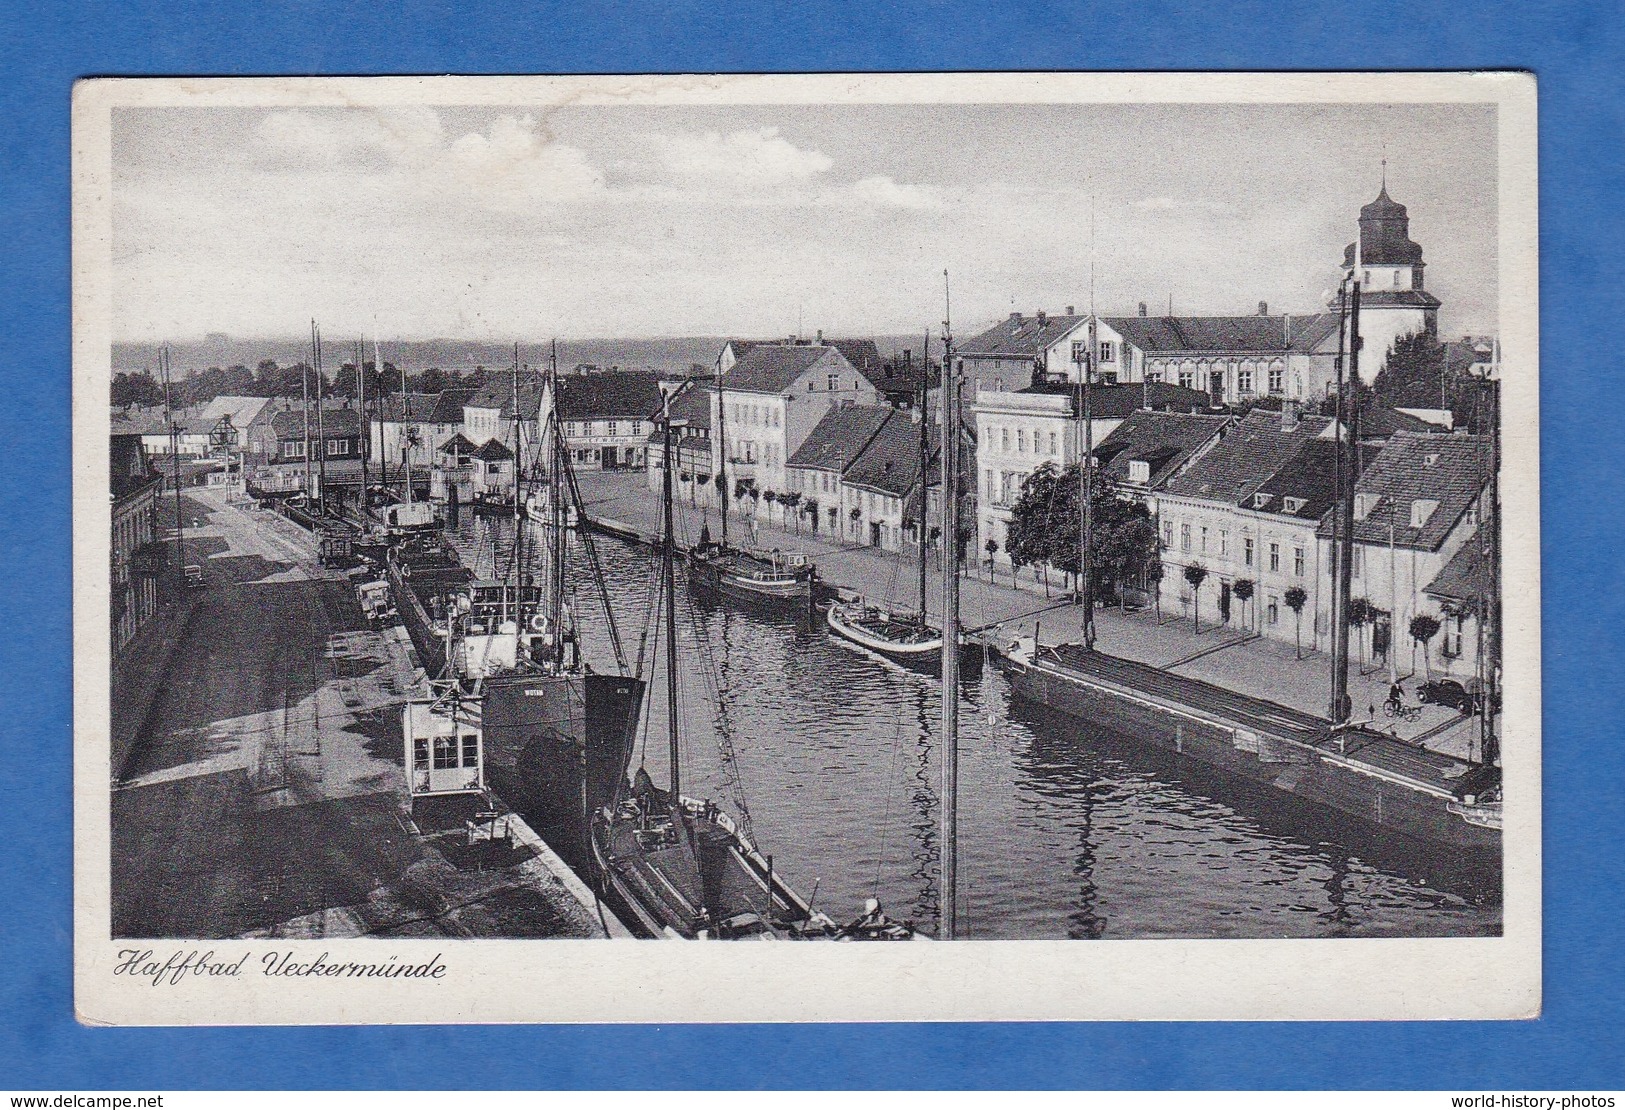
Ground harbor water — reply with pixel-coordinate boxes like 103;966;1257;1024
451;513;1502;939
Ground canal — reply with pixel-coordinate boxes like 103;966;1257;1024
451;512;1501;939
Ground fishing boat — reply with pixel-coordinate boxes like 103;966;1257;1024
687;366;816;607
402;345;647;869
592;406;922;940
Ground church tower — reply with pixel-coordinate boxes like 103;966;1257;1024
1337;176;1442;375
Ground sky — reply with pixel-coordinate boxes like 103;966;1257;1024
110;101;1499;343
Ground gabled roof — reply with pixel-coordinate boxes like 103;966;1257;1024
1013;381;1214;418
1359;404;1442;439
556;371;664;421
786;404;895;472
474;438;514;462
845;412;930;498
439;432;478;455
468;371;546;415
646;387;712;442
958;313;1087;359
194;395;273;429
724;344;853;395
1092;410;1234;490
110;434;160;501
1425;521;1494;604
1162;408;1333;504
1241;437;1343;521
429;387;477;424
270;405;363;437
377;392;439;423
1316;430;1491;551
1104;314;1324;354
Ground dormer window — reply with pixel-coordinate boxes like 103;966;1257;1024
1128;460;1150;484
1424;452;1440;466
1411;498;1439;528
1253;493;1270;509
1355;492;1379;518
1283;496;1306;514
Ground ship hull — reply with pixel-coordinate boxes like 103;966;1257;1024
689;545;814;608
1001;648;1501;857
480;671;647;871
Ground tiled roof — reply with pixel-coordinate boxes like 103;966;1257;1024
270;405;363;438
468;371;546;414
377;393;439;423
958;313;1087;358
1013;381;1214;418
1092;410;1234;489
429;387;476;424
1359;404;1442;439
1316;430;1491;552
557;371;664;421
1105;314;1310;354
1162;408;1333;504
786;404;895;472
110;434;160;500
474;438;514;462
194;395;273;429
646;387;712;442
1425;521;1494;604
1241;437;1343;521
724;344;852;395
439;432;478;455
845;411;929;497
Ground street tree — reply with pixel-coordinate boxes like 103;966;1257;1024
1284;585;1308;659
1183;563;1208;633
1409;613;1442;681
1233;577;1256;631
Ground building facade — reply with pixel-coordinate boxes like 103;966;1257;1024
110;434;163;660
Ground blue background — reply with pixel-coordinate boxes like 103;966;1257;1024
3;0;1621;1090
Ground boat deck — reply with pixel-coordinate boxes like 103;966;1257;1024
1038;642;1478;797
601;810;781;936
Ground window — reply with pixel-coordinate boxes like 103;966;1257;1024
1147;363;1163;384
1001;428;1010;452
1128;460;1151;484
1048;432;1058;455
487;462;502;475
1200;526;1208;553
1162;519;1173;548
1179;367;1195;389
283;440;306;459
1267;597;1280;625
1237;368;1253;394
1353;546;1364;578
1219;530;1229;556
1269;363;1284;394
828;373;839;391
433;735;458;769
461;734;478;768
1269;542;1280;572
1099;341;1115;363
413;738;429;771
1294;547;1305;577
1283;497;1306;514
608;420;618;436
1017;429;1026;453
327;438;349;456
1244;537;1254;566
1180;523;1191;554
1071;340;1087;364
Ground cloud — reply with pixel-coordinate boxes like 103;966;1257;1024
850;174;946;211
649;127;833;185
440;114;604;204
256;108;444;170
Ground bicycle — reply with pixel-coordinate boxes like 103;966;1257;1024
1383;697;1423;722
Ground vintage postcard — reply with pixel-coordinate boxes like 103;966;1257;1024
73;72;1540;1024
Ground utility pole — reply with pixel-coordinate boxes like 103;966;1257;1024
313;322;327;514
939;269;959;941
357;339;369;517
161;345;184;591
303;321;316;503
1331;280;1363;725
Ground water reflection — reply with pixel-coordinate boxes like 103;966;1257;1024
447;517;1501;939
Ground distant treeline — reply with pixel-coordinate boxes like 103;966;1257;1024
110;360;492;408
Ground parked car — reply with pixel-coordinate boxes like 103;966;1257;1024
1417;677;1497;715
183;564;206;590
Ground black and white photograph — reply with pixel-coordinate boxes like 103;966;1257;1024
73;73;1540;1023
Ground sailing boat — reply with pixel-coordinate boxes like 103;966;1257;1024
687;365;816;607
403;345;646;868
592;404;924;940
826;360;957;666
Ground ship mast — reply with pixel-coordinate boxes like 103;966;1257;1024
161;345;184;589
356;339;368;517
313;322;327;514
549;340;567;664
303;321;316;502
915;336;930;625
1330;278;1364;726
1079;203;1098;649
660;404;682;798
938;270;960;940
714;350;730;550
1479;347;1501;767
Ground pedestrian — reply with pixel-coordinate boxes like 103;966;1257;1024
749;518;760;546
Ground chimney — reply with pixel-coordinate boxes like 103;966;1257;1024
1036;309;1047;326
1258;300;1269;316
1009;311;1023;324
1138;302;1148;317
1284;315;1292;344
816;329;824;345
1066;305;1076;316
1281;400;1300;432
